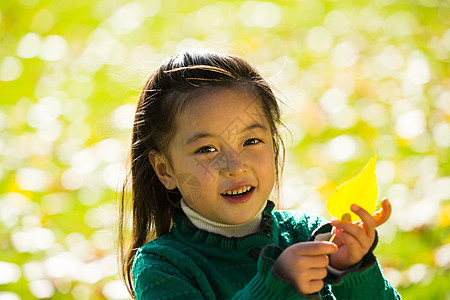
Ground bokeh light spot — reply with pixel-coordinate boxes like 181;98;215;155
63;99;90;122
0;193;33;228
436;90;450;114
39;35;68;61
0;262;22;284
27;96;62;128
0;110;7;130
94;139;124;162
61;168;85;190
108;3;145;35
91;230;113;251
16;33;42;59
85;204;115;229
324;10;350;36
44;251;82;280
0;56;23;81
319;88;347;114
361;102;388;128
23;261;45;281
0;292;20;300
331;42;360;68
102;163;125;192
77;187;103;206
12;228;55;253
37;119;64;142
443;29;450;51
376;159;396;184
327;135;358;162
71;149;98;175
29;279;55;299
102;280;130;300
41;193;74;215
111;104;135;129
407;56;431;85
196;5;224;32
16;168;48;192
375;45;404;74
239;1;282;28
306;27;334;52
383;12;414;37
434;244;450;268
432;122;450;148
357;7;382;32
329;106;358;129
395;110;426;139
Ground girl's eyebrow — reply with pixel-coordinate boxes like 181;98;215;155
186;123;268;145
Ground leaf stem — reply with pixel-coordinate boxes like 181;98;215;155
329;233;336;243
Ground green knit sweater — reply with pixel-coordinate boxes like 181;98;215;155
132;201;401;299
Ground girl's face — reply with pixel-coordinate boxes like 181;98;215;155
163;87;276;225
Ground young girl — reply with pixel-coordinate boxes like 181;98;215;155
118;49;401;299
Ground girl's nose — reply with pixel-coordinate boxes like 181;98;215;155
220;150;248;177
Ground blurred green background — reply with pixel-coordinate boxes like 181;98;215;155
0;0;449;299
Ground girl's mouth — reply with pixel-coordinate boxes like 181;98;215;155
220;186;255;204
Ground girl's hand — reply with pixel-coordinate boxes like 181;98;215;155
329;198;392;270
273;241;338;295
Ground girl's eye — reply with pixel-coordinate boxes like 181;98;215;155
195;146;217;154
244;138;263;146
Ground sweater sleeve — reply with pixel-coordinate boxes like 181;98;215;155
309;223;401;299
331;261;402;299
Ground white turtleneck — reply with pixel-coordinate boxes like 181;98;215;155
180;198;266;238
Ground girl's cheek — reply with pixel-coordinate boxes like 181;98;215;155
260;148;276;167
192;161;219;183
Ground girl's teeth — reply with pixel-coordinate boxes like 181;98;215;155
224;186;251;195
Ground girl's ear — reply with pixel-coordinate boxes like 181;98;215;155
148;150;177;190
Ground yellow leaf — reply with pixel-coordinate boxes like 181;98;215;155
326;154;378;222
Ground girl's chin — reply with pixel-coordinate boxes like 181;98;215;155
218;209;263;225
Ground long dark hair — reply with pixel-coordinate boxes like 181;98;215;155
118;49;285;297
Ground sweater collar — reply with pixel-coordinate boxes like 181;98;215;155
180;198;266;238
172;200;276;250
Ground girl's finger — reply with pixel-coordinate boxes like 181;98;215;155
308;267;328;280
335;228;363;250
300;255;330;269
331;220;372;249
305;279;325;295
351;204;376;239
351;204;376;230
373;198;392;227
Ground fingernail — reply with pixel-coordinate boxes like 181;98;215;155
351;204;359;211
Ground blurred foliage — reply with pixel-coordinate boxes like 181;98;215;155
0;0;449;299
